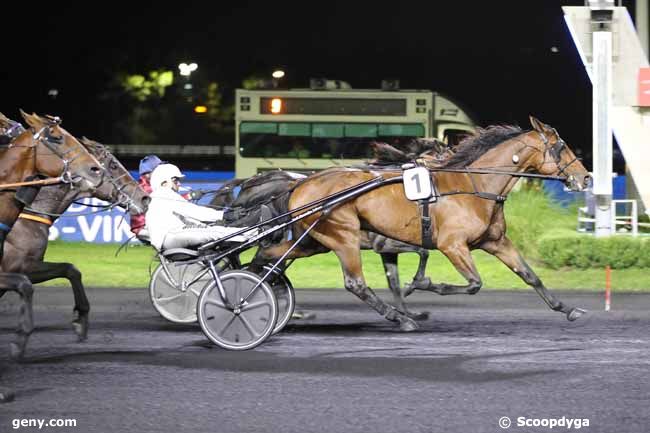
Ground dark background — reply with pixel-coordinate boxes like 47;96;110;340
0;0;642;169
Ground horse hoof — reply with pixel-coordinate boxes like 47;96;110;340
567;308;587;322
0;388;15;403
399;318;419;332
8;342;25;361
72;318;88;342
405;310;430;321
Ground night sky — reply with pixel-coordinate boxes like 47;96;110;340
0;0;640;165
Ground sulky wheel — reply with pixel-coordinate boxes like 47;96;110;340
242;263;295;335
197;270;278;351
150;257;235;324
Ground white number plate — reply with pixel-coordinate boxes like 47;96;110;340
403;166;434;201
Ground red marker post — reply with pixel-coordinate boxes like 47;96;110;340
605;265;611;312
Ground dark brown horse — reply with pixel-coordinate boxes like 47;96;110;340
0;111;104;360
254;117;591;331
1;136;149;341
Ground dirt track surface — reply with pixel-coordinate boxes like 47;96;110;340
1;287;649;433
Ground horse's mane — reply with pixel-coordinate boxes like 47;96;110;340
210;171;303;208
442;125;524;168
241;170;299;189
370;138;451;165
80;137;109;154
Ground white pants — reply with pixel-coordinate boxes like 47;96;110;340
161;226;254;250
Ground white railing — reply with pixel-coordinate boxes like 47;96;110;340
611;199;638;236
578;199;647;236
577;206;596;233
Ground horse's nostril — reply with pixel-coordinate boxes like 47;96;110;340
90;166;102;175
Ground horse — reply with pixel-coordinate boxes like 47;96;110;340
251;116;591;331
0;111;104;251
211;138;460;319
0;134;149;343
0;111;105;360
209;137;459;320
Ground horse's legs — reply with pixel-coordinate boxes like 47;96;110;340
412;248;430;285
337;248;417;331
405;241;482;296
0;273;34;360
380;253;428;321
482;236;586;321
25;262;89;341
0;287;15;402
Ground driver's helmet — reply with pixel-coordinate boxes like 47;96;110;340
139;154;163;176
150;164;185;191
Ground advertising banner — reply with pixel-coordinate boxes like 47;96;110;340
48;180;226;243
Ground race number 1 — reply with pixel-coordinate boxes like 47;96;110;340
403;166;434;201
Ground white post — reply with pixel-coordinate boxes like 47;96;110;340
632;199;638;236
592;30;614;237
637;0;649;58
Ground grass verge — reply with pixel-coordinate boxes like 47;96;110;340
41;241;650;291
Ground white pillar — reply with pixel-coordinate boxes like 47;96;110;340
593;30;614;236
637;0;649;57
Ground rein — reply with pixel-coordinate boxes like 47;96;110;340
0;176;65;190
426;167;567;181
24;198;129;219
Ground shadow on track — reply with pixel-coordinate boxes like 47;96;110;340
21;347;574;384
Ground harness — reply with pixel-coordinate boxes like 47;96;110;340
405;129;577;249
418;198;435;250
17;212;53;226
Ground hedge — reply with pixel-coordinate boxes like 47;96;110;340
538;235;650;269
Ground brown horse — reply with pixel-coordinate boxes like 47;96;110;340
0;111;104;241
0;111;104;360
254;117;591;331
1;136;149;342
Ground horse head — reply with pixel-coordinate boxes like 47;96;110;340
528;116;591;192
80;137;150;215
17;110;104;192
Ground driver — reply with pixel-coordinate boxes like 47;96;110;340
145;164;254;251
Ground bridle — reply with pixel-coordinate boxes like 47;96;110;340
22;143;146;218
8;117;91;186
537;128;579;179
76;142;145;214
